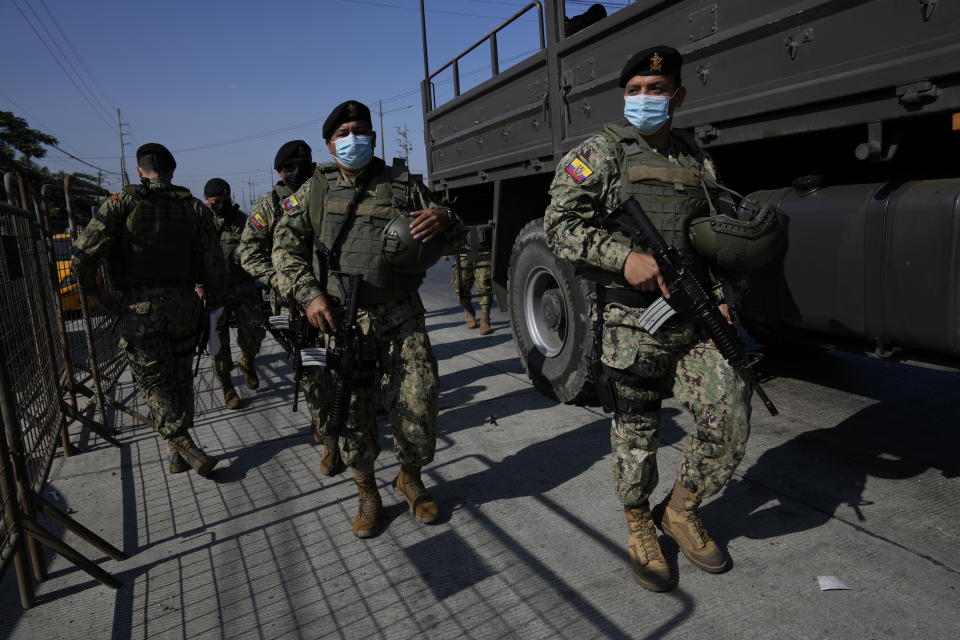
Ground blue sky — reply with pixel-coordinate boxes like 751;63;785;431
1;0;620;202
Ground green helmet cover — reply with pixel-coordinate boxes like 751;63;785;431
382;213;443;274
688;202;789;270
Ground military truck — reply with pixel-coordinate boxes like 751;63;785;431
418;0;960;401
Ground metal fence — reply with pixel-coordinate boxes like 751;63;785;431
0;174;127;609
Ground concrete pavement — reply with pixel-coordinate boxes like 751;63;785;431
1;261;958;639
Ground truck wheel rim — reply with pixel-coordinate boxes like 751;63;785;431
524;266;565;357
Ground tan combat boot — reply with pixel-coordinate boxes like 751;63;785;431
237;356;259;390
223;386;242;410
463;303;477;329
394;465;439;524
319;436;346;477
168;435;218;478
625;503;676;592
653;479;730;574
478;309;492;335
352;473;383;538
165;442;190;474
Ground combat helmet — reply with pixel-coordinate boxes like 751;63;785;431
382;213;443;274
688;201;789;270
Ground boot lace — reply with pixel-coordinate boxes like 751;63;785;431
679;510;712;547
357;480;380;519
627;510;662;561
403;473;430;505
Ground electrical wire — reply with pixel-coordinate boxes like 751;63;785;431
36;0;117;120
11;0;118;134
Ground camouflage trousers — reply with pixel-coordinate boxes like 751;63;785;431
451;254;492;313
302;369;328;439
601;303;752;506
303;308;439;471
123;333;196;440
214;284;265;385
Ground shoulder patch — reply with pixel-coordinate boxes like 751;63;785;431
248;212;267;230
281;194;301;212
564;156;594;183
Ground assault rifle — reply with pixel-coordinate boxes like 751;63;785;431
616;196;778;416
308;272;363;473
289;313;318;412
193;317;209;377
261;315;294;361
285;272;363;471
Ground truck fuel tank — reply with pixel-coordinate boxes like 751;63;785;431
743;178;960;359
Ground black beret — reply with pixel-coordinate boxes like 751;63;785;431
618;46;683;87
273;140;313;170
203;178;230;197
322;100;372;140
135;143;176;171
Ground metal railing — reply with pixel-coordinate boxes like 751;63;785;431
0;175;127;609
425;1;545;109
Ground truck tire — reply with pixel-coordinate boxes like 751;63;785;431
508;218;593;403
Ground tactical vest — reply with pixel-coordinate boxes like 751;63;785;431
579;124;719;290
117;184;198;289
308;158;422;304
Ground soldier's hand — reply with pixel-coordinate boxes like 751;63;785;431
305;295;337;333
718;303;733;325
195;285;209;308
623;252;670;298
409;208;450;242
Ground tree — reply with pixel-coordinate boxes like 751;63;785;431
0;110;57;168
0;112;106;228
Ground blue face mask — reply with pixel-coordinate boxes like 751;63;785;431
334;134;374;169
624;92;675;135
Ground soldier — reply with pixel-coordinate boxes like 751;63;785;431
71;143;227;477
448;241;493;335
545;47;753;592
272;100;464;538
240;141;339;472
204;178;266;409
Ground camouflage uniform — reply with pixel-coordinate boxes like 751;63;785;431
240;181;328;436
272;157;464;471
451;251;492;314
544;123;751;507
212;202;265;387
240;182;294;314
71;179;227;439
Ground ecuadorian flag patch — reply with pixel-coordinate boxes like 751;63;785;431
248;212;266;230
281;195;300;212
565;156;593;183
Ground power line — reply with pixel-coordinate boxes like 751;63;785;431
11;0;117;134
50;144;121;175
36;0;117;120
23;0;115;123
0;88;86;158
171;116;329;153
336;0;535;20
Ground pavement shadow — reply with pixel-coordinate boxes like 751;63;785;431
702;399;960;547
432;331;514;360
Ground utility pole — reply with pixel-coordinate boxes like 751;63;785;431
378;99;385;159
117;108;130;186
373;102;413;160
395;124;413;160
